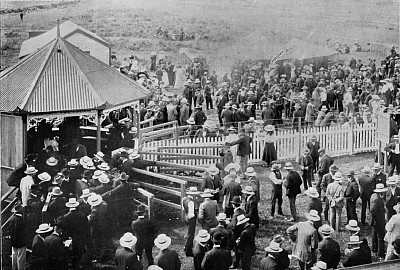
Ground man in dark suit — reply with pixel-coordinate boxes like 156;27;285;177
236;215;256;270
6;153;37;188
193;230;211;270
119;152;134;179
210;213;233;250
358;166;375;225
344;170;360;222
66;138;87;160
317;164;338;222
201;232;232;270
131;205;158;265
259;241;283;270
343;236;372;267
154;234;181;270
284;162;302;222
317;224;341;269
384;135;400;176
61;198;89;268
372;163;387;187
227;129;253;176
198;190;219;230
114;233;143;270
299;148;314;191
317;148;334;184
47;187;67;224
227;196;245;241
306;135;320;173
243;186;260;229
44;224;68;270
386;176;400;220
75;170;92;199
31;223;53;270
222;173;242;218
266;235;290;270
7;203;27;270
370;184;388;259
202;164;223;201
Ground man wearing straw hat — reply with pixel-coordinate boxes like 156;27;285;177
44;223;68;270
132;205;158;265
358;166;374;225
372;162;387;187
318;164;338;222
20;166;38;206
202;164;222;202
210;213;232;250
87;194;108;253
154;234;181;270
286;210;319;270
317;224;340;269
243;185;260;229
236;214;256;270
268;234;290;270
31;223;53;270
198;189;219;231
193;230;211;270
201;231;232;270
385;176;400;220
370;183;388;259
245;167;260;203
47;187;67;224
114;232;143;270
299;148;314;191
343;236;372;267
326;172;346;232
269;163;285;219
284;162;302;222
182;186;201;257
259;241;283;270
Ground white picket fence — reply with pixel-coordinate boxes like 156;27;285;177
141;123;377;166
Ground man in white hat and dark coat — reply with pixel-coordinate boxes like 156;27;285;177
299;148;314;191
47;187;67;224
344;170;360;223
286;210;319;270
132;205;158;265
44;223;68;270
193;230;211;270
385;176;400;220
201;231;232;270
384;135;400;176
358;166;374;225
370;183;388;259
284;162;302;222
198;189;219;231
31;223;53;270
114;232;143;270
305;187;323;231
236;214;257;270
210;213;233;250
306;135;320;173
317;164;338;222
269;163;284;218
245;167;260;203
182;186;200;257
243;186;260;229
317;224;340;269
267;234;290;270
154;234;181;270
372;162;387;187
202;164;222;202
259;241;283;270
343;236;372;267
87;194;108;254
326;172;346;232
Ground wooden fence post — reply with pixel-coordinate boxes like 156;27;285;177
180;182;187;222
148;194;154;219
298;117;302;157
349;117;354;155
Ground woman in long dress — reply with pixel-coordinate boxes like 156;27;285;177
174;64;186;89
262;125;277;166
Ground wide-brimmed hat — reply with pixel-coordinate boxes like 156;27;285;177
333;172;343;181
200;189;214;198
87;194;103;206
374;183;388;193
230;196;241;206
120;232;137;248
194;78;201;83
227;126;237;132
306;210;321;221
347;235;363;245
320;105;328;111
46;157;58;167
224;162;240;172
24;166;38;175
195;230;210;243
206;164;220;175
98;174;110;184
236;214;250;226
50;187;63;196
283;162;294;170
361;166;371;173
372;163;382;170
305;187;319;198
187;118;195;124
80;189;92;199
264;125;275;132
271;163;281;171
36;223;53;234
387;176;398;185
217;213;227;221
98;162;110;171
38;172;51;182
129;126;138;134
345;220;360;232
265;241;283;253
135;204;147;214
195;104;202;109
311;261;327;270
242;186;255;195
186;186;201;195
65;198;80;208
244;167;257;176
94;151;105;160
68;159;79;166
119;172;129;181
318;224;334;235
393;204;400;212
92;170;103;179
80;156;93;166
154;234;172;250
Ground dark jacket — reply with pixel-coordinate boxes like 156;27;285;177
306;197;323;229
44;232;68;270
318;154;334;177
284;170;302;197
7;213;26;248
154;248;181;270
343;248;371;267
230;135;253;156
317;172;334;199
373;172;387;187
244;195;260;228
237;223;256;255
202;175;222;201
306;141;320;158
61;209;89;251
114;247;143;270
386;187;400;218
47;196;67;223
131;217;157;248
344;179;360;201
31;234;46;270
259;255;279;270
201;246;232;270
299;155;314;177
209;225;233;250
358;174;375;199
193;241;208;270
370;193;386;227
317;237;341;269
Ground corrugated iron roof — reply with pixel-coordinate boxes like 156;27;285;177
19;20;110;58
1;37;150;114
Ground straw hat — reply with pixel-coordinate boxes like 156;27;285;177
187;118;195;124
393;204;400;212
24;166;38;175
306;210;321;222
236;214;250;226
264;125;275;132
387;176;398;185
119;232;137;248
129;127;138;134
87;194;103;206
186;186;201;195
50;187;63;196
216;213;227;221
283;162;294;170
79;156;93;166
242;186;255;195
374;183;388;193
244;167;257;177
35;223;53;234
46;157;58;167
195;230;210;243
98;162;110;171
92;170;103;179
154;234;172;250
65;198;80;208
347;235;363;245
206;164;220;175
318;224;334;235
38;172;51;182
311;261;327;270
80;189;92;199
68;159;79;166
94;151;105;160
227;126;237;132
224;162;240;172
271;163;281;171
264;241;283;253
345;220;360;232
333;172;343;181
305;187;319;198
98;174;110;184
200;189;214;198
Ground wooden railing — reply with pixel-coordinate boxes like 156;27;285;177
1;187;18;230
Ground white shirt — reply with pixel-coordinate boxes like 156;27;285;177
20;175;34;206
182;199;195;219
269;171;284;185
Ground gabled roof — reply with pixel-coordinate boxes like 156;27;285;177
1;37;149;114
19;20;110;59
